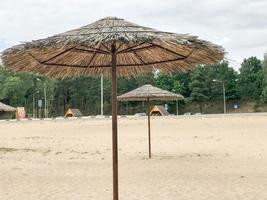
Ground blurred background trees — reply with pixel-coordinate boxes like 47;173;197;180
0;56;266;116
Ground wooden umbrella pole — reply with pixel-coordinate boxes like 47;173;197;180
111;43;119;200
147;97;151;159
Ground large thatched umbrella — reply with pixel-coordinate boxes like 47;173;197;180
118;84;184;158
0;102;16;119
1;17;224;200
0;102;16;112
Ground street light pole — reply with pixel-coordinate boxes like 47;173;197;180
37;78;48;118
32;90;39;118
222;82;226;114
32;93;35;118
44;82;47;118
37;91;40;118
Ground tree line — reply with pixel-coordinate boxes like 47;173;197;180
0;56;266;117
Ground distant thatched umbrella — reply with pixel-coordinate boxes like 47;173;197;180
1;17;224;200
118;84;184;158
0;102;16;112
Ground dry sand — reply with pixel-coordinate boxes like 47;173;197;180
0;114;267;200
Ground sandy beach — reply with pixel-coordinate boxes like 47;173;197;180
0;114;267;200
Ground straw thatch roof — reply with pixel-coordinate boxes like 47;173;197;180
117;84;184;101
0;102;16;112
150;105;170;116
64;108;83;117
1;17;224;78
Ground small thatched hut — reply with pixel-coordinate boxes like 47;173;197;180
65;108;83;117
0;102;16;119
150;105;170;116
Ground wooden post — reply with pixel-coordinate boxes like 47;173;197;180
101;74;104;116
32;93;35;118
147;97;151;158
111;43;119;200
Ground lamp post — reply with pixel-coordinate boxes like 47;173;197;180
32;90;39;118
37;90;40;118
44;82;47;118
32;92;35;118
37;78;48;118
213;79;226;114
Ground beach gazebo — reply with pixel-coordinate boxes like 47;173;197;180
117;84;184;158
1;17;224;200
0;102;16;119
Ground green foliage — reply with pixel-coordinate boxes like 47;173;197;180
189;66;209;113
261;58;267;103
262;58;267;87
155;73;174;91
207;61;239;100
0;55;266;117
238;57;263;99
0;66;33;106
155;73;191;97
187;62;239;113
2;76;26;105
261;86;267;103
173;80;183;94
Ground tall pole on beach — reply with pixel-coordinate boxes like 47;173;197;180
36;78;48;118
222;82;226;114
147;97;151;158
176;100;179;115
33;90;39;118
44;82;47;118
101;74;104;116
111;43;118;200
32;93;35;118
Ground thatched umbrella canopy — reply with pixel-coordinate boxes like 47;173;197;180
118;84;184;158
0;102;16;112
117;84;184;101
1;16;224;200
2;17;224;78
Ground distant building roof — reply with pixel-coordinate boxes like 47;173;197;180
150;105;170;116
64;108;83;117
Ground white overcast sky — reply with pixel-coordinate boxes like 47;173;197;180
0;0;266;70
